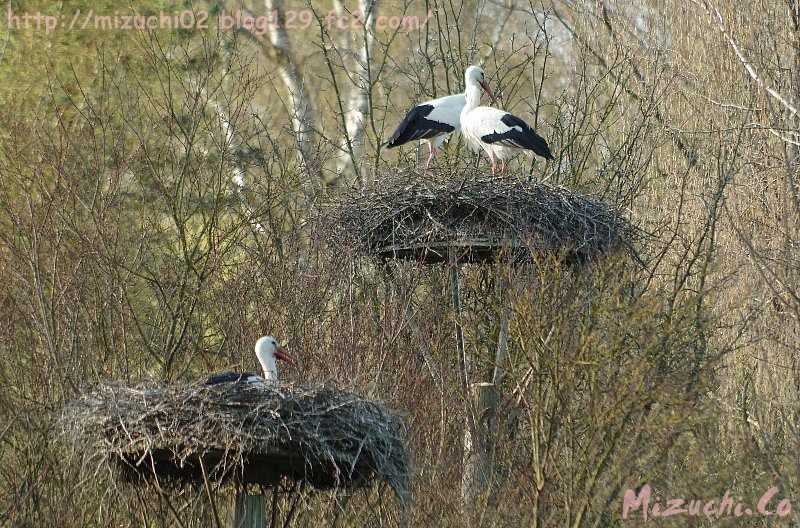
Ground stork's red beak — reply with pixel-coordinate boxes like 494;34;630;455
275;346;295;365
479;80;496;104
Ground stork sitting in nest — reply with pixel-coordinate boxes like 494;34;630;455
206;336;294;384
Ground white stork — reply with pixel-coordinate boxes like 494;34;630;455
460;66;554;175
386;78;493;171
205;336;294;384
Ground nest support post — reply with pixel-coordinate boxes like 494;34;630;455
449;248;469;395
461;382;499;518
461;265;511;521
492;270;512;390
231;493;266;528
448;247;486;521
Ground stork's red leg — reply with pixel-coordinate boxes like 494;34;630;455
424;144;437;173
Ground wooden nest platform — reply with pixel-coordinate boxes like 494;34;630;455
62;382;409;500
324;171;636;265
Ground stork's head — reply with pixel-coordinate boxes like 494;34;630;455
255;336;294;381
464;66;495;102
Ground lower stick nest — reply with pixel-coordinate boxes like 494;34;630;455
323;170;637;264
62;382;410;501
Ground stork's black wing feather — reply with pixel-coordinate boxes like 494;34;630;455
205;371;260;385
481;113;554;160
386;104;455;148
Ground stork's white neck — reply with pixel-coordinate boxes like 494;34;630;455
258;354;278;381
463;82;483;114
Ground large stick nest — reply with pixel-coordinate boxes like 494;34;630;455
62;382;410;500
323;171;637;265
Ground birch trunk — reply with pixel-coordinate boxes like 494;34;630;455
264;0;319;188
215;104;268;232
334;0;379;185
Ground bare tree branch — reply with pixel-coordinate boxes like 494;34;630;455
692;0;800;120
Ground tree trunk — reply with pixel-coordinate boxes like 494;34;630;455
229;2;320;196
264;0;319;189
214;103;267;233
335;0;380;184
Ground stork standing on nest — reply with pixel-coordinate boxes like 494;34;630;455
460;66;554;175
206;336;294;384
385;75;494;172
